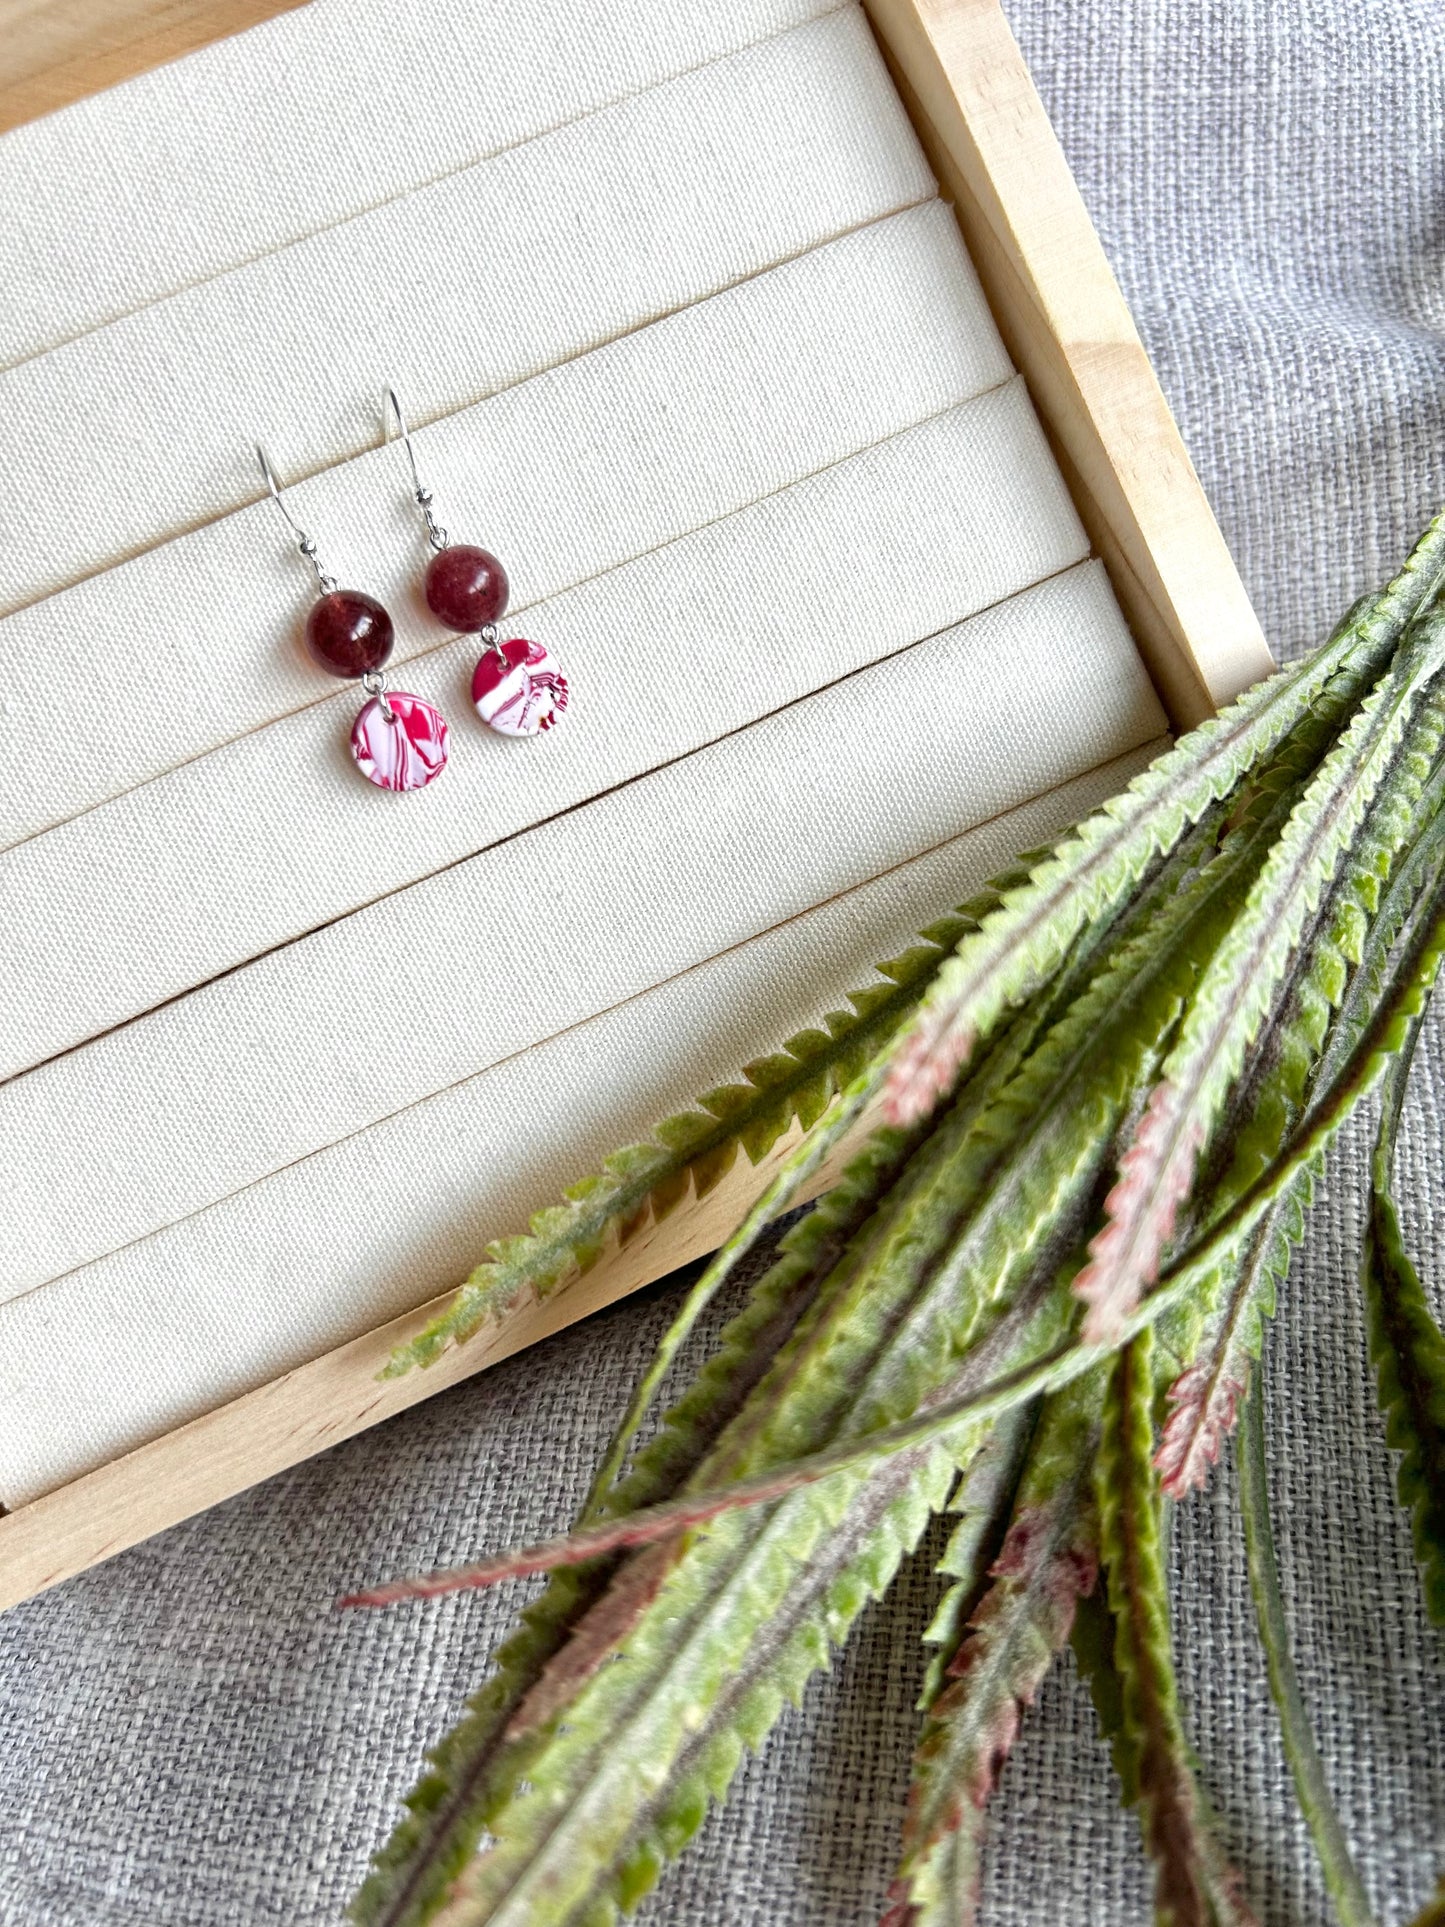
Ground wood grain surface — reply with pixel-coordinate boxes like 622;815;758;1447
0;0;307;132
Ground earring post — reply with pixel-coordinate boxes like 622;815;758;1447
382;385;449;550
254;441;336;594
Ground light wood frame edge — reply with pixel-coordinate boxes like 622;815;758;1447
0;0;1272;1611
863;0;1273;728
0;0;311;135
0;1119;866;1611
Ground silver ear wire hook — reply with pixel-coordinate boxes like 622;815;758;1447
382;387;449;552
255;443;337;595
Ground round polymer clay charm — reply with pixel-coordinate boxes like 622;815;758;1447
350;690;450;791
470;636;569;737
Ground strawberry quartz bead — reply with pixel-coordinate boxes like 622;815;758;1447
306;589;395;677
424;544;509;632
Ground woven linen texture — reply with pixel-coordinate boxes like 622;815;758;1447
3;1;1444;1924
0;0;839;368
0;739;1162;1504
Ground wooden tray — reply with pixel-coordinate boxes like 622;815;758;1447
0;0;1271;1612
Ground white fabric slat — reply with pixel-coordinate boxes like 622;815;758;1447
0;0;839;371
0;9;931;612
0;736;1167;1507
0;383;1079;1079
0;563;1168;1303
0;203;1009;851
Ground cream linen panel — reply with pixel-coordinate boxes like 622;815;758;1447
0;11;930;610
0;2;1169;1502
0;0;842;369
0;738;1164;1505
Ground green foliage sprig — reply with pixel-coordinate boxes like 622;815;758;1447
342;511;1445;1927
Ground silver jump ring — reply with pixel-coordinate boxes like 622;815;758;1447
361;670;396;723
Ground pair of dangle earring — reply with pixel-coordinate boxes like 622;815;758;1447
255;394;568;793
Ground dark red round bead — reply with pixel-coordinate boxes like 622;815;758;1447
424;544;509;632
305;590;395;678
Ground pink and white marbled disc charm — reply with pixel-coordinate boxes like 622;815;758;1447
471;637;569;737
349;690;450;791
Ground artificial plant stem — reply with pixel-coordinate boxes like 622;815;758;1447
573;1051;892;1517
336;1282;1195;1608
1236;1377;1376;1927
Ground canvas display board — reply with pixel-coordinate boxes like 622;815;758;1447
0;0;1270;1604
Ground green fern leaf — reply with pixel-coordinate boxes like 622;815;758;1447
429;1438;964;1927
1362;1016;1445;1625
882;506;1445;1127
386;906;987;1376
1071;1577;1142;1805
1157;725;1445;1494
1236;1377;1375;1926
884;1375;1103;1927
1155;1204;1293;1498
1075;611;1445;1342
350;1004;1082;1921
1096;1330;1253;1927
918;1403;1039;1709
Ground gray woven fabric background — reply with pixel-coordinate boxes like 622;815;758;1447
4;1;1444;1920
